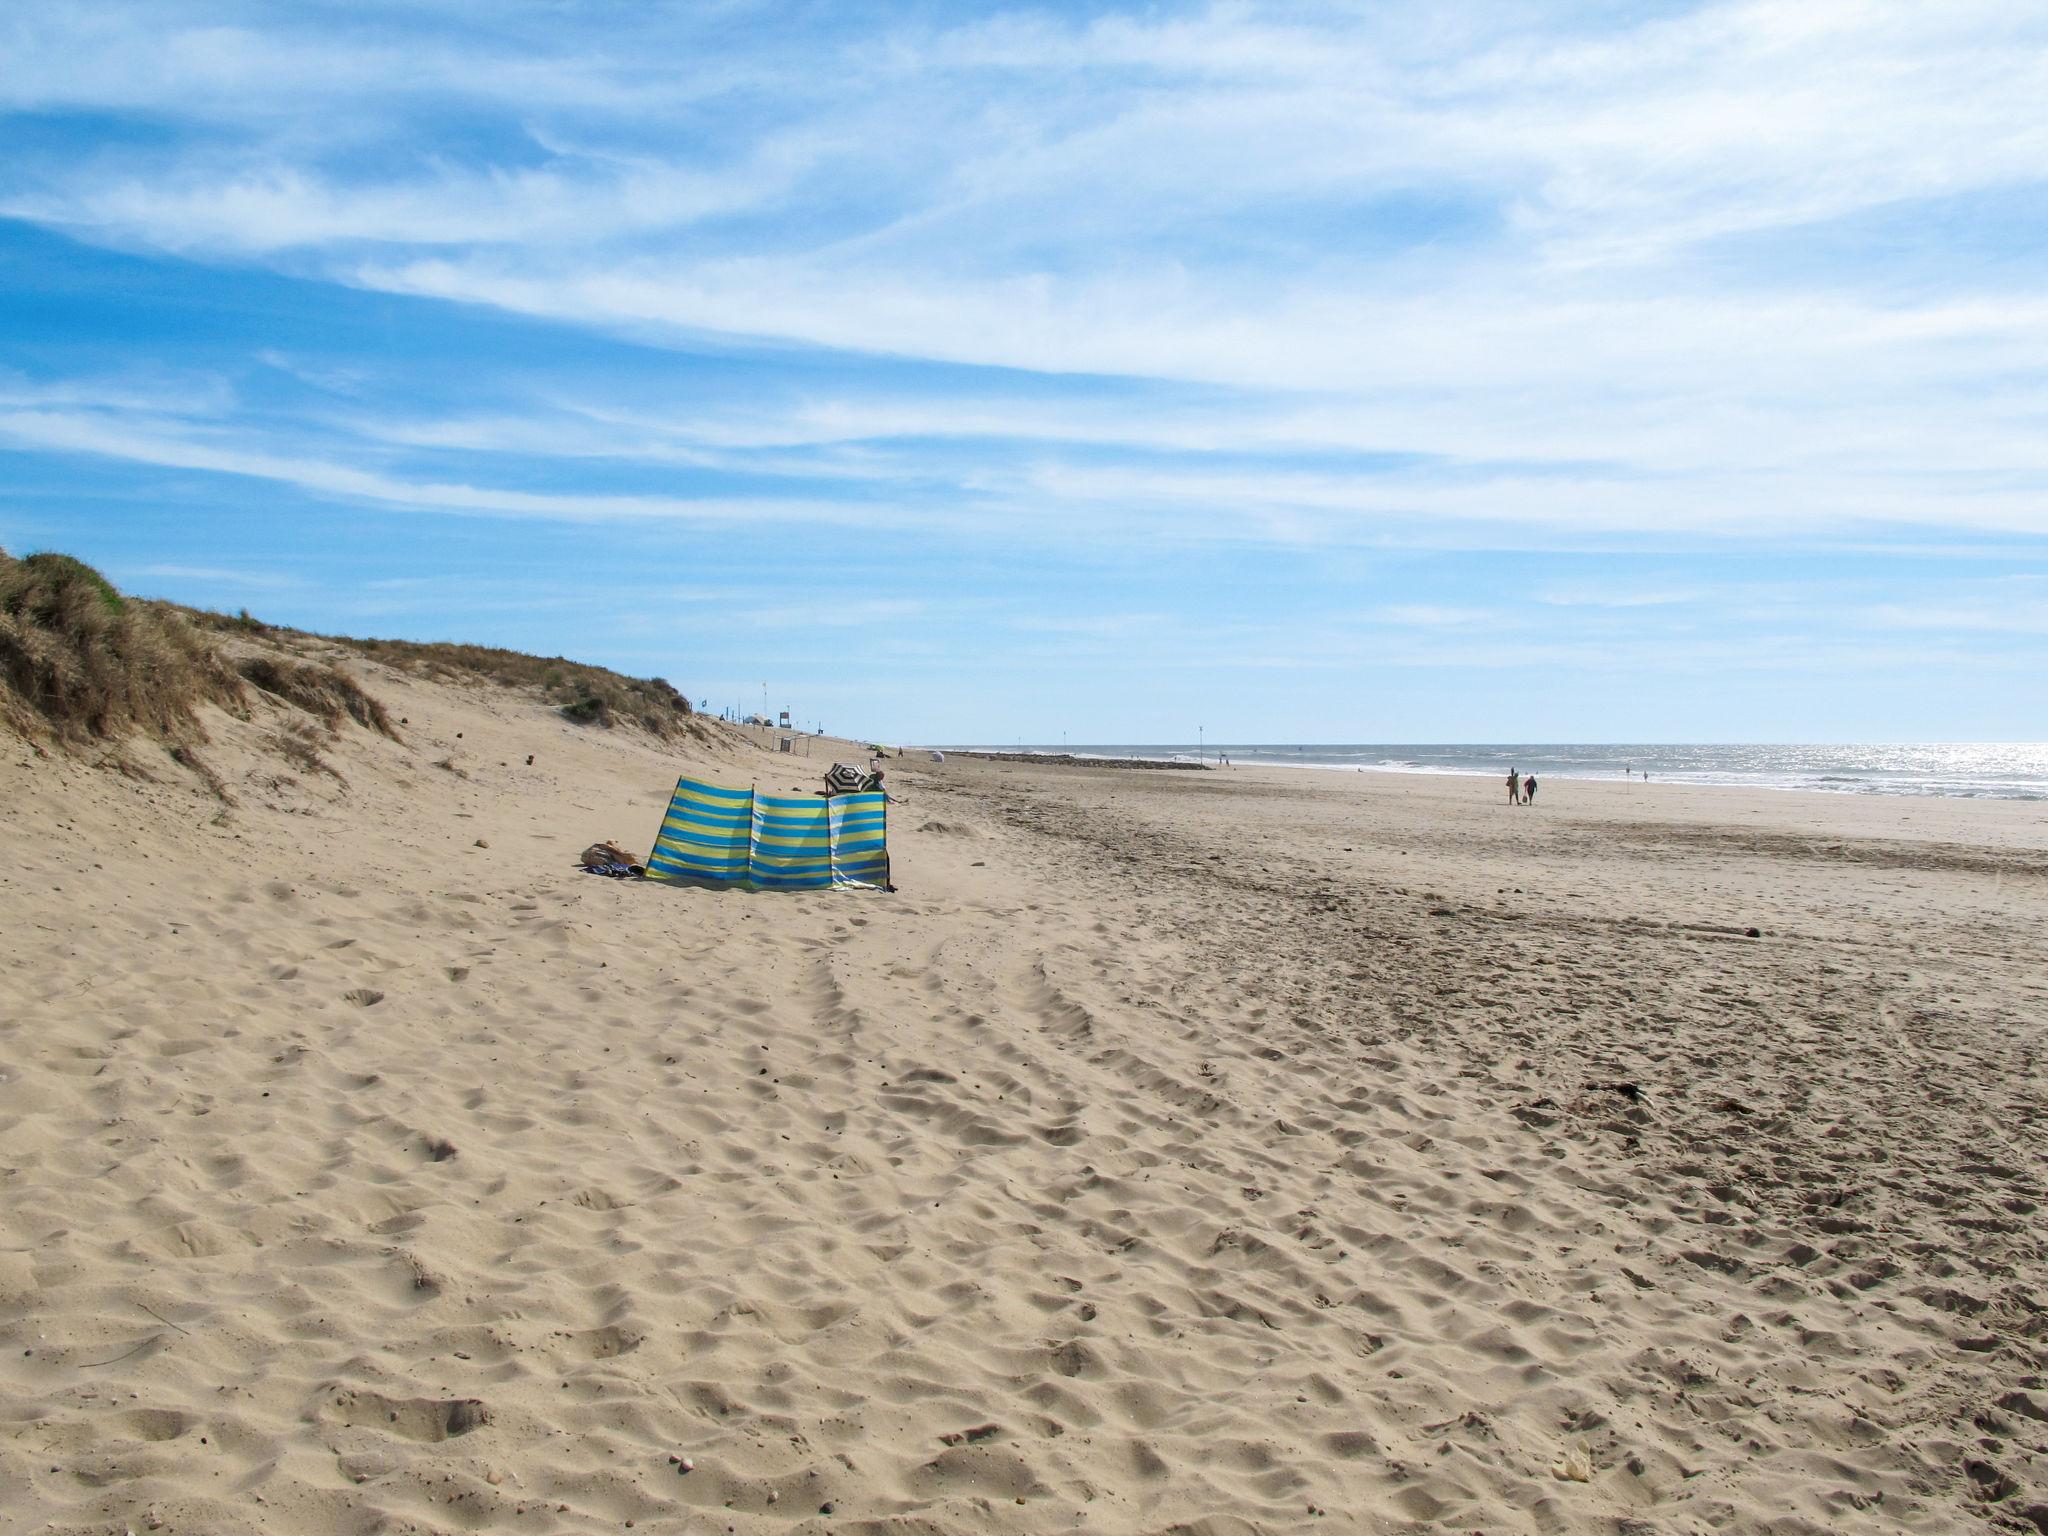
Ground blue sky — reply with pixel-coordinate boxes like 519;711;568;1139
3;1;2045;742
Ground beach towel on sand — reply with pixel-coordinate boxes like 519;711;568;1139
646;776;890;890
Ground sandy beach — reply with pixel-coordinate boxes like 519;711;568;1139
3;648;2046;1535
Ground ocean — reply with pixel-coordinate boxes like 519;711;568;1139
946;743;2048;801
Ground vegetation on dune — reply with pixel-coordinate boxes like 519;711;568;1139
312;635;698;740
188;601;697;738
181;606;273;638
236;655;401;740
2;551;705;791
0;549;243;748
0;551;408;798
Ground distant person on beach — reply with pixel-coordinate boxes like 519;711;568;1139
1523;773;1538;805
1506;768;1521;805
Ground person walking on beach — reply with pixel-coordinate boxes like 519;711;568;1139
1506;768;1521;805
1523;773;1539;805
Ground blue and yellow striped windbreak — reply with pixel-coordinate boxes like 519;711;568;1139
646;777;890;889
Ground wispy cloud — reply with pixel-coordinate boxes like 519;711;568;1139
1536;586;1701;609
6;2;2048;545
0;408;889;527
0;366;234;417
124;562;302;589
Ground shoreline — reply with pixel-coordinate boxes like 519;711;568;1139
909;751;2048;855
931;748;1209;771
920;743;2048;802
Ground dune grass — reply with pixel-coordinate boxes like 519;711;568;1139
236;655;401;740
0;551;418;803
312;635;698;740
4;550;703;786
185;602;698;737
0;550;243;747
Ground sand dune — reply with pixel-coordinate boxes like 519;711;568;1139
3;662;2046;1533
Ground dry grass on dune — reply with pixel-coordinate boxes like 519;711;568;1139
183;605;705;743
319;635;701;740
235;654;402;741
5;549;715;806
0;551;405;799
0;550;242;752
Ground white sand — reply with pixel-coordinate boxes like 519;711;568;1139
3;650;2045;1534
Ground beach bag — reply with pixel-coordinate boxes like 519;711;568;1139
580;840;644;877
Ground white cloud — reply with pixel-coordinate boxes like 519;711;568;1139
4;154;808;255
5;1;2048;554
0;367;234;417
1855;577;2048;635
0;409;892;528
18;3;2048;280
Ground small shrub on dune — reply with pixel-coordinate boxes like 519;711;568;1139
186;606;271;636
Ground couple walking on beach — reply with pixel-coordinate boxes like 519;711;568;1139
1506;768;1539;806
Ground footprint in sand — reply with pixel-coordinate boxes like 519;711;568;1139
322;1389;487;1443
118;1408;194;1442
